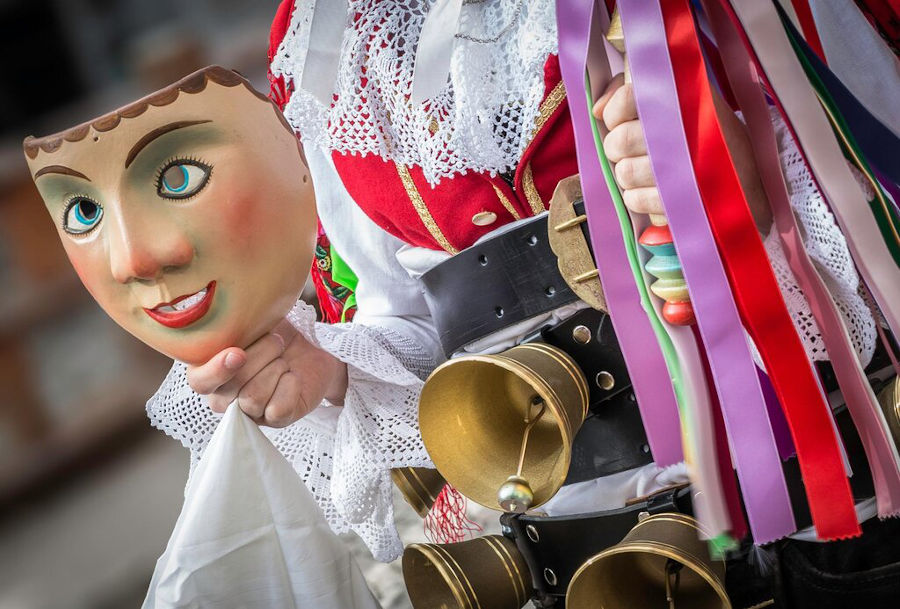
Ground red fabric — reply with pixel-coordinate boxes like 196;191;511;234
334;55;579;252
267;0;296;110
789;0;828;64
663;0;859;539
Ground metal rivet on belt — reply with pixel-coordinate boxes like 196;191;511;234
543;568;558;587
495;306;504;318
478;254;488;266
596;371;615;391
572;325;591;344
472;211;497;226
526;525;540;543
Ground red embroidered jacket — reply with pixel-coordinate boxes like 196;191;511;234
269;0;579;269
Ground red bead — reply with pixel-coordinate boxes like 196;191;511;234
663;300;695;326
638;223;673;247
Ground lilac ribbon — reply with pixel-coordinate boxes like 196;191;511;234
617;0;795;543
556;0;683;466
707;0;900;519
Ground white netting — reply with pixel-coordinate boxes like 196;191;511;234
146;301;436;562
269;0;558;184
762;112;877;365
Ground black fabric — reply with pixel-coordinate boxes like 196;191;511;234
420;212;581;357
775;517;900;609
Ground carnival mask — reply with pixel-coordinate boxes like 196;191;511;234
24;67;317;365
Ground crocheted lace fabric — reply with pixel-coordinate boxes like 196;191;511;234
762;112;876;366
146;302;436;562
268;0;558;184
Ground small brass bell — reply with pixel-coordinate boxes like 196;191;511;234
498;475;534;513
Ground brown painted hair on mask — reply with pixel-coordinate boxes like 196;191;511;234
23;66;296;158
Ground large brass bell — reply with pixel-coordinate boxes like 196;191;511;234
567;513;731;609
391;467;447;517
403;535;532;609
419;342;589;512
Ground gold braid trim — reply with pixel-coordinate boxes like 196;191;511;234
531;80;566;138
491;185;522;220
397;163;459;254
522;163;546;215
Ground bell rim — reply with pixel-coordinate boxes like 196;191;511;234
391;467;443;518
567;540;731;609
404;537;530;609
420;347;588;510
404;543;473;609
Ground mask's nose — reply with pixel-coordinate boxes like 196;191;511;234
107;207;194;284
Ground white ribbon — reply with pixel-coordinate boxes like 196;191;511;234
411;0;464;103
300;0;351;106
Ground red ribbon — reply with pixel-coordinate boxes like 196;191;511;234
788;0;827;64
660;0;859;539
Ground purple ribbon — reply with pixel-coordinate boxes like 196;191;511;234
556;0;683;466
617;0;796;542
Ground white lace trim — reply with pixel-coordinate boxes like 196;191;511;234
269;0;559;184
146;301;436;562
762;112;876;365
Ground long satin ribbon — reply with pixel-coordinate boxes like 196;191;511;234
663;0;859;540
778;11;900;265
555;0;684;466
725;0;900;360
787;0;827;62
411;0;463;103
618;0;795;544
705;0;900;520
589;3;732;543
300;0;350;105
784;15;900;192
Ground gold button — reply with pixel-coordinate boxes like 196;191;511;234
471;211;497;226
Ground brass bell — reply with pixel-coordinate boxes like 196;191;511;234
403;535;532;609
419;342;589;511
391;467;447;518
567;513;732;609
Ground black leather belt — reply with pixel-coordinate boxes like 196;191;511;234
501;369;889;603
420;207;589;357
536;307;653;485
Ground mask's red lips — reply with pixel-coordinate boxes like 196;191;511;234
144;281;216;328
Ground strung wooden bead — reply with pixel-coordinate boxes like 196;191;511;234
638;224;695;326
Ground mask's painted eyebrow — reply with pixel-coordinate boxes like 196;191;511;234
124;119;212;169
34;165;91;181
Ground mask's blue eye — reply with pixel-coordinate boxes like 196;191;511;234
63;197;103;235
157;161;211;199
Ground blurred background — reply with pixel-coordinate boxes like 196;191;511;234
0;1;496;607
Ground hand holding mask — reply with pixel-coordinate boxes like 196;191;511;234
24;66;317;366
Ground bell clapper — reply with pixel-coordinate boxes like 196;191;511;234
665;559;683;609
497;397;546;513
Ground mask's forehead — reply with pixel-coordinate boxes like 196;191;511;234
26;82;284;179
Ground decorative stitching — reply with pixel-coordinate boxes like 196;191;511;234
397;163;459;254
491;184;523;220
532;80;566;137
522;163;546;215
